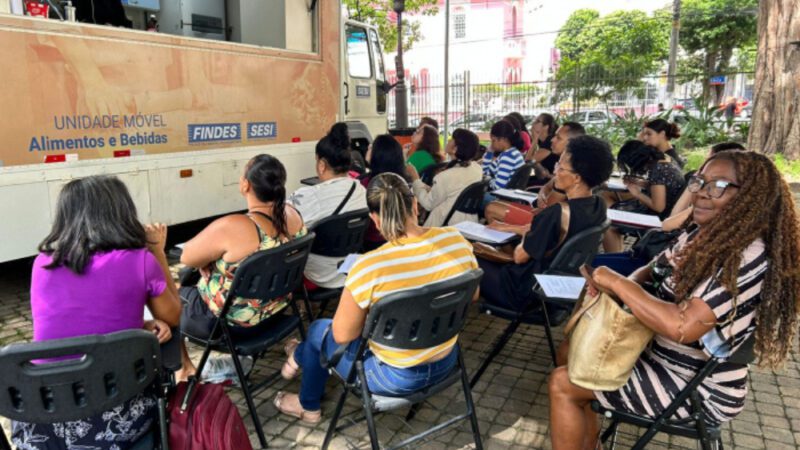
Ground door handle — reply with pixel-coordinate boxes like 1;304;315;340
343;82;350;115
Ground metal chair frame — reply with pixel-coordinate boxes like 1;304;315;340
441;179;490;227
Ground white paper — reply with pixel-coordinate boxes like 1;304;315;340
535;275;586;300
491;188;538;205
338;253;361;274
607;209;662;228
454;221;516;244
606;178;627;191
175;242;186;250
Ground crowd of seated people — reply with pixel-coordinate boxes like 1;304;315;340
13;110;800;450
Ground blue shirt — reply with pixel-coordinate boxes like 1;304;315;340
482;147;524;190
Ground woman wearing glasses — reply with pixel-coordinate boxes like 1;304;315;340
549;151;800;450
603;140;685;252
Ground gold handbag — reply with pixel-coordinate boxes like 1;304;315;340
563;291;654;391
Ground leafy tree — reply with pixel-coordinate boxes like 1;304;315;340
344;0;438;52
679;0;757;105
553;10;670;105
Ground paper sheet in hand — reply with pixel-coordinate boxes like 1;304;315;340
454;221;515;244
606;178;627;191
491;189;538;205
608;209;662;228
535;275;586;300
337;253;361;274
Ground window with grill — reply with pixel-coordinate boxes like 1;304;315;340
454;14;466;39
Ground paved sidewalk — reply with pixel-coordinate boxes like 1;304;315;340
1;258;799;450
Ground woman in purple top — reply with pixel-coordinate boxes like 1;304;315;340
12;175;181;450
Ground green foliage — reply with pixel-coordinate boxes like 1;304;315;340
344;0;439;52
554;9;670;103
773;154;800;180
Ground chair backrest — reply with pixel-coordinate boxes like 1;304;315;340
309;209;370;258
442;180;489;226
0;330;160;423
362;270;483;350
226;232;316;309
504;162;534;190
546;220;611;276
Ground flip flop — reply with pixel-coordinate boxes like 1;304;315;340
281;339;301;380
273;391;321;424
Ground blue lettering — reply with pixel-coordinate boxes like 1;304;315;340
187;124;242;144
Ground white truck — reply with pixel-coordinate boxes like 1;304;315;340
0;1;389;262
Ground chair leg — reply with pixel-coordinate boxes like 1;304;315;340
539;299;558;366
459;348;484;450
322;388;350;450
290;298;307;341
180;323;220;411
470;319;520;387
600;419;618;444
357;361;380;450
301;286;314;323
157;394;170;450
405;403;421;422
221;327;268;449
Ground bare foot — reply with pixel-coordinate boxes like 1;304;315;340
174;366;196;383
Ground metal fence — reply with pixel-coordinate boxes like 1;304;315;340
387;70;755;132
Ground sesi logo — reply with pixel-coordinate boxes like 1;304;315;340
247;122;277;139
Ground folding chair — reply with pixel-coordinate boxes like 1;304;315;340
321;270;484;450
592;336;756;450
302;208;370;318
420;162;449;186
504;162;535;190
181;232;315;449
471;221;610;387
0;330;170;450
441;179;489;226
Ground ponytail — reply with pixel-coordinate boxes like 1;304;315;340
366;173;415;243
245;154;289;238
644;119;681;140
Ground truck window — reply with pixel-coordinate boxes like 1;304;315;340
369;28;386;114
346;26;372;79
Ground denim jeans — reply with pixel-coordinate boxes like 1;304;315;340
592;252;649;277
295;319;458;411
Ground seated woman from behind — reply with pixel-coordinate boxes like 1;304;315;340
288;123;366;289
272;173;479;423
603;140;685;252
549;150;800;450
408;128;483;227
477;136;614;313
13;175;181;450
178;154;306;379
361;134;409;251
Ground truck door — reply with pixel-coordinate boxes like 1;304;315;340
344;23;387;138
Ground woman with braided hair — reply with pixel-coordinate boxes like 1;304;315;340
548;150;800;450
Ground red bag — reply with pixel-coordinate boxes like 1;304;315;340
168;381;253;450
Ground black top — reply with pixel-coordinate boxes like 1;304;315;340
647;161;686;219
503;196;607;302
665;148;685;169
538;136;553;151
540;152;560;175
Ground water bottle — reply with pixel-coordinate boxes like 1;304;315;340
64;1;76;22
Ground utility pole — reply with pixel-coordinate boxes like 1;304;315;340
666;0;681;107
393;0;409;128
443;0;450;146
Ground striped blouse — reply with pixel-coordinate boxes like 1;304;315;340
482;147;524;190
596;228;768;425
344;227;479;368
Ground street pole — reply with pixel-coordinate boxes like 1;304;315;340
443;0;450;147
393;1;409;128
666;0;681;107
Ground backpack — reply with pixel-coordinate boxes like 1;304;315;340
168;381;253;450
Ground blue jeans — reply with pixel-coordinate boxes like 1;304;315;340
295;319;458;411
592;252;649;277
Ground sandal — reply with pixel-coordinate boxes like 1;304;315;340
273;391;321;424
281;339;301;380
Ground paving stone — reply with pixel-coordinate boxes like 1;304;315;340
734;433;767;449
761;426;795;444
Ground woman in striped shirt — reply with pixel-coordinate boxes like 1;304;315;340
273;173;479;423
548;151;800;450
482;119;525;191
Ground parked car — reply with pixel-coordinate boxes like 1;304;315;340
447;113;494;133
565;110;611;125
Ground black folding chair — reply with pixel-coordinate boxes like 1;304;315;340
591;336;756;450
321;270;484;450
420;162;449;186
302;208;370;318
181;232;315;449
0;330;170;450
471;221;610;387
441;180;489;226
504;162;535;190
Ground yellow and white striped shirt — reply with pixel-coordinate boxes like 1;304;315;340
345;227;478;368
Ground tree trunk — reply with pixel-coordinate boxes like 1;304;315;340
748;0;800;158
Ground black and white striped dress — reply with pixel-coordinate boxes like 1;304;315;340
595;228;767;425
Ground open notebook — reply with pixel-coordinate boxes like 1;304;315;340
607;209;662;229
454;221;516;244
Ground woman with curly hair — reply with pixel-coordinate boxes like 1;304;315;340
548;151;800;450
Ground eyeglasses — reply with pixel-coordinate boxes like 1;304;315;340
686;175;740;199
555;162;575;174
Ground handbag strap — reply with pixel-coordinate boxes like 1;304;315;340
332;181;358;216
544;201;571;258
563;292;601;335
